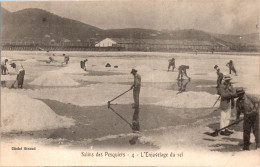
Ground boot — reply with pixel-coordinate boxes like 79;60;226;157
220;131;231;136
243;146;249;151
225;129;234;134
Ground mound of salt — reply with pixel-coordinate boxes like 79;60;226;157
29;71;79;86
1;91;74;132
155;91;219;108
24;59;38;63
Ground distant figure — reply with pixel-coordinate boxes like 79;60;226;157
80;59;88;71
195;49;198;55
168;58;175;72
211;48;215;54
48;56;54;63
177;79;190;94
63;54;70;64
10;63;25;89
177;65;190;80
226;60;237;76
1;59;9;75
214;65;223;88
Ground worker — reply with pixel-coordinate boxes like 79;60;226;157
80;59;88;71
130;69;141;109
48;56;54;63
1;59;9;75
235;88;259;150
177;65;190;80
10;63;25;89
226;60;237;76
63;54;70;64
217;76;237;136
211;48;215;54
168;58;175;72
214;65;223;88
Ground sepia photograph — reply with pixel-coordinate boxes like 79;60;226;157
1;0;260;166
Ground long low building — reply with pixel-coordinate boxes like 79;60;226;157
95;38;231;52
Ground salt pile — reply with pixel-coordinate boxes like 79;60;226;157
154;91;219;108
30;71;79;86
1;91;75;132
57;63;88;74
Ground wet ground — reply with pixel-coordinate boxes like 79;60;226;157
2;51;259;154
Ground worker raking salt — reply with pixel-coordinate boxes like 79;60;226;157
168;58;175;72
217;76;237;136
177;65;190;80
80;59;88;71
226;60;237;76
214;65;223;88
10;63;25;89
235;88;259;150
130;69;141;140
63;54;70;65
1;59;9;75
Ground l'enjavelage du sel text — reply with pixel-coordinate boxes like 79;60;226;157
81;151;183;158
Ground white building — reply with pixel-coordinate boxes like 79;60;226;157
95;38;117;47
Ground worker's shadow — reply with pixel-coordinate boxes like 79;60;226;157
176;79;190;94
129;107;140;145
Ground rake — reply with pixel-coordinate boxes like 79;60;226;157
204;118;244;137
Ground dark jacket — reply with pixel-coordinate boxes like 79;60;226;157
236;94;259;118
218;82;236;110
133;73;141;88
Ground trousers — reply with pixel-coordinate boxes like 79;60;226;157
243;112;259;149
17;70;25;88
229;67;237;74
220;107;231;129
168;63;175;71
133;87;140;108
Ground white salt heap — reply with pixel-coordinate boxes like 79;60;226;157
1;90;75;132
154;91;219;108
57;63;88;74
30;71;79;86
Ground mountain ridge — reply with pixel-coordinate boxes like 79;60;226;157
1;7;259;45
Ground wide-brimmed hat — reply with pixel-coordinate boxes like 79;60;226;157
223;76;232;81
130;69;137;74
236;88;245;95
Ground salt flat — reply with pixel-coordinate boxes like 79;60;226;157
1;51;260;164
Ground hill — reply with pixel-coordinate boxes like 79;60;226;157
1;7;259;46
1;8;102;42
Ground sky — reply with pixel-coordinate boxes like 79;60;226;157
1;0;259;35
